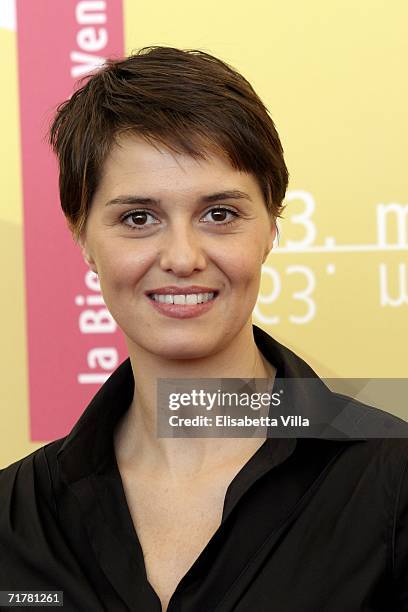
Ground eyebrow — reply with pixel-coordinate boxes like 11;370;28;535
105;190;253;207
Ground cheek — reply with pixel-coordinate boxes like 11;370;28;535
98;246;156;286
224;246;263;285
96;249;155;323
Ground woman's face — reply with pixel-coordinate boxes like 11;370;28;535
79;134;276;360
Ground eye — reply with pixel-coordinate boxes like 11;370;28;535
120;206;240;231
120;210;160;230
201;206;240;226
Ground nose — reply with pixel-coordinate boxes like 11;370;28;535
159;222;207;276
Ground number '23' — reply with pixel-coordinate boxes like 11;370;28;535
254;265;316;325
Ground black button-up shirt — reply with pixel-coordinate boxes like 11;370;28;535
1;324;408;611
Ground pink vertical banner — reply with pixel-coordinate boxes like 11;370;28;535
16;0;127;441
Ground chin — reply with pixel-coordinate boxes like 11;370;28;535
140;333;217;361
156;343;213;361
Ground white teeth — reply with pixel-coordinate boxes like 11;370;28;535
150;292;216;304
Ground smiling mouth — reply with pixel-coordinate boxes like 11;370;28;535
147;291;219;305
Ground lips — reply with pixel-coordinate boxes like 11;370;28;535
146;288;219;318
145;285;219;296
149;292;216;305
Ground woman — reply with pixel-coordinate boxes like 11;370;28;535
0;46;407;612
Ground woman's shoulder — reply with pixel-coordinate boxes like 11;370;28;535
337;436;408;474
0;440;67;575
1;437;66;475
0;438;66;516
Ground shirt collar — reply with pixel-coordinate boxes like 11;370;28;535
57;324;366;485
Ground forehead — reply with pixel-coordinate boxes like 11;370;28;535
95;133;263;200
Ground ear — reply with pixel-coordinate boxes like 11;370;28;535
78;234;98;274
262;219;277;263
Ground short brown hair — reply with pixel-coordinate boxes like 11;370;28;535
48;46;289;243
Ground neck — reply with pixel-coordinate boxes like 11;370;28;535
114;322;276;480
